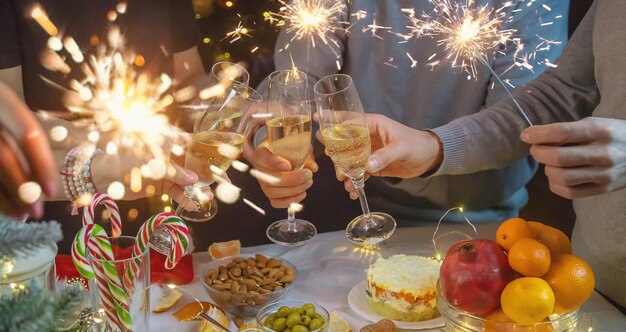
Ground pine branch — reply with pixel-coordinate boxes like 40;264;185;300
0;217;63;259
0;281;83;332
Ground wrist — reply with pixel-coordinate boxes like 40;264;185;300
424;130;444;172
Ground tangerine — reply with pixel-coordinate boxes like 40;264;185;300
542;254;595;313
496;218;534;251
508;238;551;277
208;240;241;259
173;301;222;321
501;277;555;324
534;225;572;256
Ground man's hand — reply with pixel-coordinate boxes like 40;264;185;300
0;83;56;218
317;114;443;199
244;139;318;208
521;117;626;199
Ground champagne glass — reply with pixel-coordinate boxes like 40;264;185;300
265;69;317;246
150;84;263;254
313;74;396;246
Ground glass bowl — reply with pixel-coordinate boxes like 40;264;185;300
200;254;297;317
256;301;330;332
436;280;580;331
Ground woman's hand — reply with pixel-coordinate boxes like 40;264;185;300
0;83;56;218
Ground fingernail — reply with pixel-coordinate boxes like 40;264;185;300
279;163;291;171
31;203;43;219
367;157;380;172
184;172;198;184
520;132;529;142
301;169;313;181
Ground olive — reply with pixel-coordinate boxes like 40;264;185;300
302;304;316;315
290;308;305;316
286;313;302;328
309;318;325;331
266;314;277;325
277;306;291;318
292;325;309;332
300;315;311;327
264;320;274;329
284;329;292;332
272;318;287;332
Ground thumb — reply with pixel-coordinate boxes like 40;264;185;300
366;143;404;174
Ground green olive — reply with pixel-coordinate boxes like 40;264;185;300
292;325;309;332
277;307;291;318
300;315;312;327
290;308;305;316
312;314;323;320
286;313;302;328
309;318;325;331
264;320;274;329
284;328;292;332
266;314;276;325
272;318;287;332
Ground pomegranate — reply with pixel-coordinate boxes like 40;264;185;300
440;239;514;315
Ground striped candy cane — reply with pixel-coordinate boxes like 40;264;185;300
72;224;125;331
123;213;190;290
83;193;122;237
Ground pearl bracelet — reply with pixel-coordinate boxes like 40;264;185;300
61;147;103;204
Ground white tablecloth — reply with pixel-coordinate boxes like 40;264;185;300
149;223;626;331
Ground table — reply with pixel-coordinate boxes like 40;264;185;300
150;223;626;331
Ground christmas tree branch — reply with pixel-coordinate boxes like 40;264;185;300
0;216;63;259
0;282;83;332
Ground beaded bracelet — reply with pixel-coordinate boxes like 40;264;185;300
61;147;103;204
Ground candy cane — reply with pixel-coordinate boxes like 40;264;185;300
123;213;190;290
72;224;124;331
83;193;122;237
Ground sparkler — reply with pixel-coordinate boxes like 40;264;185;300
404;0;537;125
31;3;191;200
267;0;349;58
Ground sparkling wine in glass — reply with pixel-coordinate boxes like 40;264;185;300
150;84;262;254
314;74;396;246
265;69;317;246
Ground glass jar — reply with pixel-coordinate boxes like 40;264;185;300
436;281;581;332
89;236;149;332
1;243;57;294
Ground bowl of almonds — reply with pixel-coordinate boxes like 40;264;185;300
201;254;297;317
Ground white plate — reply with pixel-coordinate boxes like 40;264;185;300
348;281;445;330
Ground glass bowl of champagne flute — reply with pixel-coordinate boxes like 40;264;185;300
265;69;317;246
150;84;263;255
314;74;396;246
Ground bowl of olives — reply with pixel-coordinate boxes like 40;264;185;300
256;301;330;332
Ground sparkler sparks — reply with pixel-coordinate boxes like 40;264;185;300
268;0;348;57
223;21;253;44
405;0;516;77
32;3;191;198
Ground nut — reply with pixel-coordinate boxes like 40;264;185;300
267;258;282;268
205;255;292;300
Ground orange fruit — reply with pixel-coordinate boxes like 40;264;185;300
533;225;572;256
500;277;555;324
542;254;595;313
173;301;223;321
496;218;534;251
527;221;546;234
208;240;241;259
508;238;551;277
152;288;182;313
485;308;553;332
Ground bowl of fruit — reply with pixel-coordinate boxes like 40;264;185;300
256;301;330;332
436;218;593;332
201;254;297;317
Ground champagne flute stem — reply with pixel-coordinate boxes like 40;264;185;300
351;176;372;223
286;206;297;232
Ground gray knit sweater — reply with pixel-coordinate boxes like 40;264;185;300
432;1;626;308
